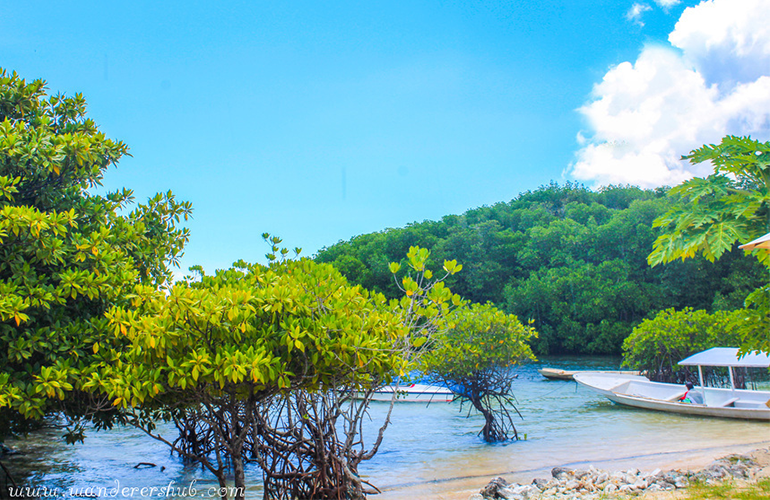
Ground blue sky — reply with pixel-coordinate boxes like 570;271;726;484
3;0;770;275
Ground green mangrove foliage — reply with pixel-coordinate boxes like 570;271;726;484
317;183;765;354
622;308;751;383
87;243;465;499
92;257;407;497
744;288;770;353
0;69;191;441
422;302;536;442
387;245;464;356
247;244;464;499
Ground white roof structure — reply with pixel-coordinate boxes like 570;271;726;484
679;347;770;368
739;232;770;251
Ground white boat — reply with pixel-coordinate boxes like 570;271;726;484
574;348;770;420
538;368;577;380
538;368;639;381
368;383;454;403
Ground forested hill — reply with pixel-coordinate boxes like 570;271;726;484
315;183;765;355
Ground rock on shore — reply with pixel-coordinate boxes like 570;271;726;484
471;452;764;500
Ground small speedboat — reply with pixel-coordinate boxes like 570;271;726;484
369;383;454;403
538;368;575;380
574;348;770;420
538;368;639;381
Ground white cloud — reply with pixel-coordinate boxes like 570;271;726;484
571;0;770;188
670;0;770;86
626;3;653;26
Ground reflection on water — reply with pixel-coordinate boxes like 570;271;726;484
5;357;770;499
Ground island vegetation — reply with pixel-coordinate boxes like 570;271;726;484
622;308;748;383
316;182;766;355
2;67;770;499
0;68;524;497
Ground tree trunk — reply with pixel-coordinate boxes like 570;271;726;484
470;393;501;442
216;473;229;500
479;404;497;442
233;455;246;500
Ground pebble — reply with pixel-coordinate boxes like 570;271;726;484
473;453;762;499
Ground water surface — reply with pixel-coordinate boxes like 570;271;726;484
5;357;769;499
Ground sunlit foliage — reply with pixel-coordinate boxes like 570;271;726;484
87;252;408;497
647;135;770;353
649;136;770;267
622;308;750;383
0;69;191;440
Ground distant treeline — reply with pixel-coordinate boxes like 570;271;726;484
315;183;765;355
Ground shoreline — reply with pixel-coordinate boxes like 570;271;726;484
363;362;770;500
377;440;770;499
467;445;770;500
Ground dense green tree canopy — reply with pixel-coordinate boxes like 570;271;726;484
95;258;407;409
0;69;191;440
317;182;765;354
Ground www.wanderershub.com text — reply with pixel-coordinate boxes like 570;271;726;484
7;480;244;498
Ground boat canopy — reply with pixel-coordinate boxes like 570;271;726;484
679;347;770;368
739;232;770;250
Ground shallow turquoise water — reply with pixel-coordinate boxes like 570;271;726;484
5;357;770;499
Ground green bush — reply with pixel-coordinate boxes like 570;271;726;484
622;308;752;383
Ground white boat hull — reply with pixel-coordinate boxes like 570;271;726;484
538;368;639;381
574;372;770;421
604;392;770;420
368;383;454;403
